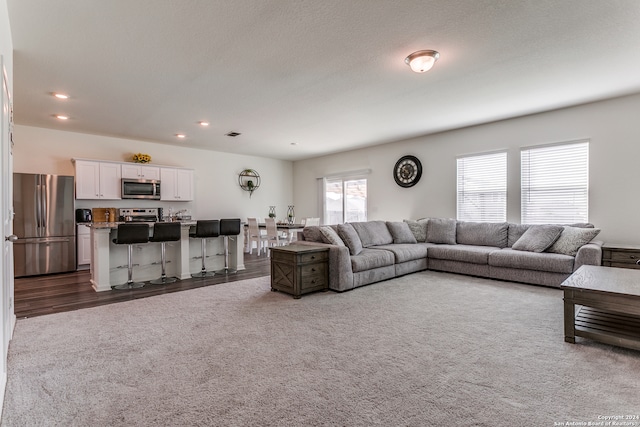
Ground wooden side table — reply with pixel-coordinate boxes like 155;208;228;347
602;243;640;270
270;245;329;298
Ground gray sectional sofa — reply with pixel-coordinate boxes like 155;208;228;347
295;219;602;292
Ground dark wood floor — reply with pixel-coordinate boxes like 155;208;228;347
14;253;271;319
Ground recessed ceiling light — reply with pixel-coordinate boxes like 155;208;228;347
53;93;69;99
198;121;209;127
176;134;186;139
55;115;69;120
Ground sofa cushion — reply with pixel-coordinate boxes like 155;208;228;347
319;226;345;247
350;248;395;273
456;221;508;248
512;225;563;253
489;248;574;274
337;223;363;256
351;221;394;247
403;219;428;242
426;218;457;244
547;227;601;256
386;222;417;244
427;244;497;264
372;243;429;263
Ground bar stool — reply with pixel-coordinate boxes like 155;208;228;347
149;222;181;285
216;218;241;274
190;220;220;278
112;223;150;290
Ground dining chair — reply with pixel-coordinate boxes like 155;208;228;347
263;217;285;256
304;217;320;226
247;217;266;256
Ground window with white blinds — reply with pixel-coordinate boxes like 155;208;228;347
456;151;507;222
521;141;589;224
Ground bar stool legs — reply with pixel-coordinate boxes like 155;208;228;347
192;237;216;278
216;218;241;275
112;243;147;289
150;242;177;284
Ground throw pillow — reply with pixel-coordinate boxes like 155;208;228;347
337;223;363;255
302;226;324;243
427;218;457;244
512;225;564;253
350;221;394;247
403;219;428;242
386;221;417;244
546;226;601;256
319;226;345;247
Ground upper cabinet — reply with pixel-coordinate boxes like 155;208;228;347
121;164;161;180
160;168;194;201
73;159;193;201
74;160;121;200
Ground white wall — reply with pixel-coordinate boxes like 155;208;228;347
13;125;294;221
293;93;640;245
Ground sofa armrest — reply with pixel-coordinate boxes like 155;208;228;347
292;241;354;291
574;240;603;271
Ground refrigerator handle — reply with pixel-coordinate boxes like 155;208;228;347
41;176;47;235
35;180;43;237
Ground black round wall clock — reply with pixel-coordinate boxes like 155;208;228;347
393;155;422;188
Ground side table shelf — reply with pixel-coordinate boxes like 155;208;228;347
270;245;329;299
602;243;640;270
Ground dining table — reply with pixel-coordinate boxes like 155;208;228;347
243;222;306;252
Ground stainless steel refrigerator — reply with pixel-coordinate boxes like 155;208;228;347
13;173;76;277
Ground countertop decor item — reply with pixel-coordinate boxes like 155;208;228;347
287;205;295;224
269;206;276;218
132;153;151;163
393;155;422;188
238;169;261;197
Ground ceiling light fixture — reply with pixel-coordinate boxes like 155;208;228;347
404;50;440;73
176;134;186;139
55;115;69;120
198;121;209;127
53;93;69;99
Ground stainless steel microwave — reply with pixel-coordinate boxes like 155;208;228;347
121;178;161;200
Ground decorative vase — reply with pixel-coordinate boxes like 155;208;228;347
268;206;276;218
287;205;295;224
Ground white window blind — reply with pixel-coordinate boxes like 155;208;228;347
521;141;589;224
457;151;507;222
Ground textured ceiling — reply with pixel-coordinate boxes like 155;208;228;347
7;0;640;161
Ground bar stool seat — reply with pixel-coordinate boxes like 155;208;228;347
149;222;181;285
216;218;241;274
190;220;220;278
112;223;150;290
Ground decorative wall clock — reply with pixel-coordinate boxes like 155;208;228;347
393;155;422;188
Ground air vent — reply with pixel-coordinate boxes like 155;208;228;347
226;131;241;137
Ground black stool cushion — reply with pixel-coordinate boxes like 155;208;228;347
150;222;181;242
113;223;150;245
190;220;220;238
220;218;241;236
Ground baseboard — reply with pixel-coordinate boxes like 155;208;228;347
0;364;6;419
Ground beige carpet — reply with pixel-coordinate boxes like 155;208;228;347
2;271;639;426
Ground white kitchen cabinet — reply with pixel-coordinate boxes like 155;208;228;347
74;160;122;200
77;224;92;267
160;167;194;201
121;164;160;180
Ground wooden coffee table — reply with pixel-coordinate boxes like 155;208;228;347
562;265;640;350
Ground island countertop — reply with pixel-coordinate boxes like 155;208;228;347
88;221;197;229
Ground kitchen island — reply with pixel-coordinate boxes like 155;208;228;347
88;222;245;292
